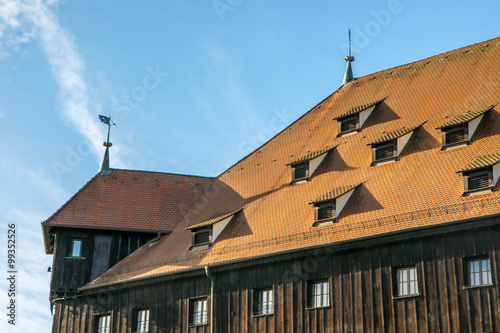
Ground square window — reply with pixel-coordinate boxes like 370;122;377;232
466;257;492;287
338;115;359;134
314;201;335;222
253;288;273;315
96;315;111;333
442;124;468;146
308;280;330;308
67;238;84;258
372;141;397;162
189;298;208;325
193;228;212;246
134;309;149;333
292;162;309;181
464;168;493;192
396;267;419;296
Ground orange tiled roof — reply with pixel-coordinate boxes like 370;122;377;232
186;210;241;230
333;98;385;120
310;184;361;204
67;37;500;290
367;123;424;145
287;145;338;165
436;105;494;129
456;152;500;173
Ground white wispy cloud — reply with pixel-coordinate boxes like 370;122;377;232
0;0;123;165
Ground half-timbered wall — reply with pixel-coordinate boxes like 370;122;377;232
51;224;500;332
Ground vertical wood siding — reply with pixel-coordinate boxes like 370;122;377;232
52;226;500;333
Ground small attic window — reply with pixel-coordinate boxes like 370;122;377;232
193;228;212;246
338;114;359;134
464;168;493;193
372;140;397;162
292;162;309;181
314;201;335;223
442;124;468;147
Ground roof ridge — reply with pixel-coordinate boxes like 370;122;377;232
110;168;215;179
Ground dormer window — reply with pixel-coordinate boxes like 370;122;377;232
338;114;359;134
310;184;360;226
288;145;337;183
367;123;423;166
457;153;500;195
193;228;212;246
292;162;309;181
334;99;384;136
314;201;335;222
464;168;493;193
442;124;468;146
372;140;397;162
436;106;492;149
186;210;240;250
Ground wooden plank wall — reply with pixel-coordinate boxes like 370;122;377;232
51;226;500;333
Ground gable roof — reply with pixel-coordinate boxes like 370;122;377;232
67;37;500;290
42;169;214;253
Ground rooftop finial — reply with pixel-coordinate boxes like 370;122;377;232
98;114;115;175
342;29;355;86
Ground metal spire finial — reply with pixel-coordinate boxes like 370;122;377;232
98;114;115;175
342;29;355;86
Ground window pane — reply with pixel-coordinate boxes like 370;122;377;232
397;267;418;296
72;240;82;257
137;310;149;332
97;315;110;333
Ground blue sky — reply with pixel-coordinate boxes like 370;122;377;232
0;0;499;331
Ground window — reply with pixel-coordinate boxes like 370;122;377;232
308;280;330;308
442;124;468;147
466;257;492;287
193;228;212;246
292;162;309;181
464;168;493;192
253;288;273;315
396;267;419;296
67;238;84;258
189;298;208;325
134;309;149;333
96;315;111;333
338;114;359;134
372;140;397;162
314;201;335;223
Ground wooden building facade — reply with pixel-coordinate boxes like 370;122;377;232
51;218;500;332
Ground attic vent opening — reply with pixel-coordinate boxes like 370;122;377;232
339;115;359;134
442;124;468;147
465;169;493;192
373;141;396;161
314;201;335;224
193;228;212;246
292;163;309;181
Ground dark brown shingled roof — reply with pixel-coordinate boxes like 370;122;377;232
309;184;361;204
333;98;384;120
287;145;338;165
436;105;494;129
456;152;500;173
186;210;241;230
68;37;500;290
367;123;424;145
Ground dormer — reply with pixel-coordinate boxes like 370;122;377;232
288;145;338;184
436;106;493;149
334;99;383;136
186;210;240;250
456;153;500;196
310;184;361;226
367;123;423;166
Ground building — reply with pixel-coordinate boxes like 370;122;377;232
42;37;500;332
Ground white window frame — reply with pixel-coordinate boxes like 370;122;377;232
189;298;208;325
396;267;419;297
135;309;149;333
308;280;330;308
253;288;274;316
96;314;111;333
466;257;492;287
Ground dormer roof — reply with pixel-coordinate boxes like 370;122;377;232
437;105;494;129
310;184;361;204
456;153;500;173
186;210;241;230
334;99;384;120
367;123;424;146
287;145;338;165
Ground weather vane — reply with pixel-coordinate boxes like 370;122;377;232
98;114;115;175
